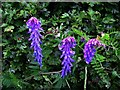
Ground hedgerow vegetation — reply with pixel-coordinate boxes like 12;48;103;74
2;2;120;90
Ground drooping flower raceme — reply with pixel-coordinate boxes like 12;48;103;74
26;17;43;67
83;39;105;64
58;36;76;78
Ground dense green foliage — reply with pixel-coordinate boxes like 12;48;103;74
2;2;120;90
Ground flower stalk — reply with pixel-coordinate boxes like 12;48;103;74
26;17;43;67
58;36;76;78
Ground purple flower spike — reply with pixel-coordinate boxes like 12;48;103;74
26;17;43;67
59;36;76;78
83;39;105;64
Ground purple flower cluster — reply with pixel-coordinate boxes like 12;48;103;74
83;39;105;64
58;36;76;78
26;17;43;67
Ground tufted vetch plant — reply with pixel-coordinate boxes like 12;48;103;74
83;38;105;64
26;17;43;67
58;36;76;78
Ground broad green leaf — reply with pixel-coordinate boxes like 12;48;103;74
4;26;14;32
0;23;8;27
101;33;110;40
61;13;69;18
88;8;95;17
112;71;120;78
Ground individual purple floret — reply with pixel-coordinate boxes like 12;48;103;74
58;36;76;78
83;38;105;64
81;37;86;42
26;17;43;67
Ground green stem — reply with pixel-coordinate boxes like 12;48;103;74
84;66;87;90
66;79;71;89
